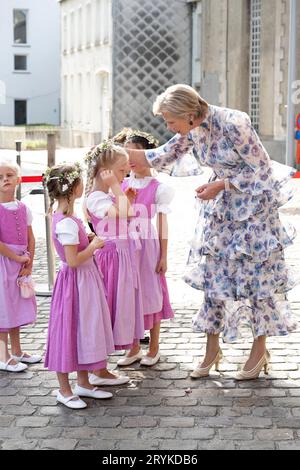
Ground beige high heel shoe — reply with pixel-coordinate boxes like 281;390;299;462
190;349;223;379
235;350;270;381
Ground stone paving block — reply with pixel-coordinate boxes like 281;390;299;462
141;428;177;440
117;439;160;450
4;405;37;416
218;428;254;440
1;439;38;450
144;406;184;417
122;416;158;428
159;417;195;427
158;439;198;450
76;439;117;450
16;417;50;427
24;426;63;439
276;441;300;450
38;438;77;450
256;429;294;440
236;441;276;450
177;427;215;440
0;415;15;427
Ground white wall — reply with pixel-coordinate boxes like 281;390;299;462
0;0;60;126
60;0;113;145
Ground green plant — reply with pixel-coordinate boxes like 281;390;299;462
25;140;47;150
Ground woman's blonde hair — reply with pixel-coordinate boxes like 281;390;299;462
0;159;21;176
153;84;208;120
84;141;128;197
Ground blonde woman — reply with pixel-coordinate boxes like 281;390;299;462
127;84;297;381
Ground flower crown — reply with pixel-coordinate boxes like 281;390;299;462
125;130;159;147
84;139;115;167
43;162;82;193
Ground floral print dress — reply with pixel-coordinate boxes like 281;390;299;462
145;105;298;342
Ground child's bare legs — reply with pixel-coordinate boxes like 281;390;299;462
146;322;160;358
57;370;96;398
92;368;124;379
57;372;73;397
125;340;141;358
0;332;17;364
9;327;23;357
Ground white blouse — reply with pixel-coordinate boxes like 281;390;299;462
127;175;175;214
86;191;114;219
0;201;33;225
55;218;79;245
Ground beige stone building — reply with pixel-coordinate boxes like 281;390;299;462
192;0;300;162
59;0;300;163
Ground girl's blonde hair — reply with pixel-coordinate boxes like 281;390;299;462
44;163;82;215
0;159;21;176
84;141;128;197
153;84;208;120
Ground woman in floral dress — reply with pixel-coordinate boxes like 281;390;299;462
127;84;297;380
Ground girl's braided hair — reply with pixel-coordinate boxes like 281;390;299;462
43;162;83;215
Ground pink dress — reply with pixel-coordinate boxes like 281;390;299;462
87;192;144;350
122;177;174;330
44;214;115;373
0;201;37;332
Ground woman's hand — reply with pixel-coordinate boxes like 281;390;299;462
156;256;167;274
195;180;225;201
124;187;137;204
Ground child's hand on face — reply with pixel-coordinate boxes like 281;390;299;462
124;187;137;203
100;170;119;187
90;236;105;250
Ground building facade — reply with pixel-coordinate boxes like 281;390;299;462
60;0;300;162
191;0;300;161
0;0;60;126
59;0;113;146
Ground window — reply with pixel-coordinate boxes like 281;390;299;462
13;10;27;44
14;55;27;71
249;0;261;132
15;100;27;125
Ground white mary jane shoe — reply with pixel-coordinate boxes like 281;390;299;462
74;385;113;399
56;391;87;409
0;358;28;372
140;352;160;367
11;353;42;364
117;349;143;367
89;373;130;386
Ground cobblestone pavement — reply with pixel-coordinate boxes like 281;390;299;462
1;170;300;451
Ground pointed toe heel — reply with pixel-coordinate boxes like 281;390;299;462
190;349;223;379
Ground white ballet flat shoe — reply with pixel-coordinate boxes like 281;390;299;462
56;391;87;409
117;349;143;366
140;352;160;366
74;385;113;399
190;349;223;379
89;373;130;386
11;353;42;364
0;358;28;372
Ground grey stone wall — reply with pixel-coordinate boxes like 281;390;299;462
112;0;192;143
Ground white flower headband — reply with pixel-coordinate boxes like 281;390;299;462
43;163;82;193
